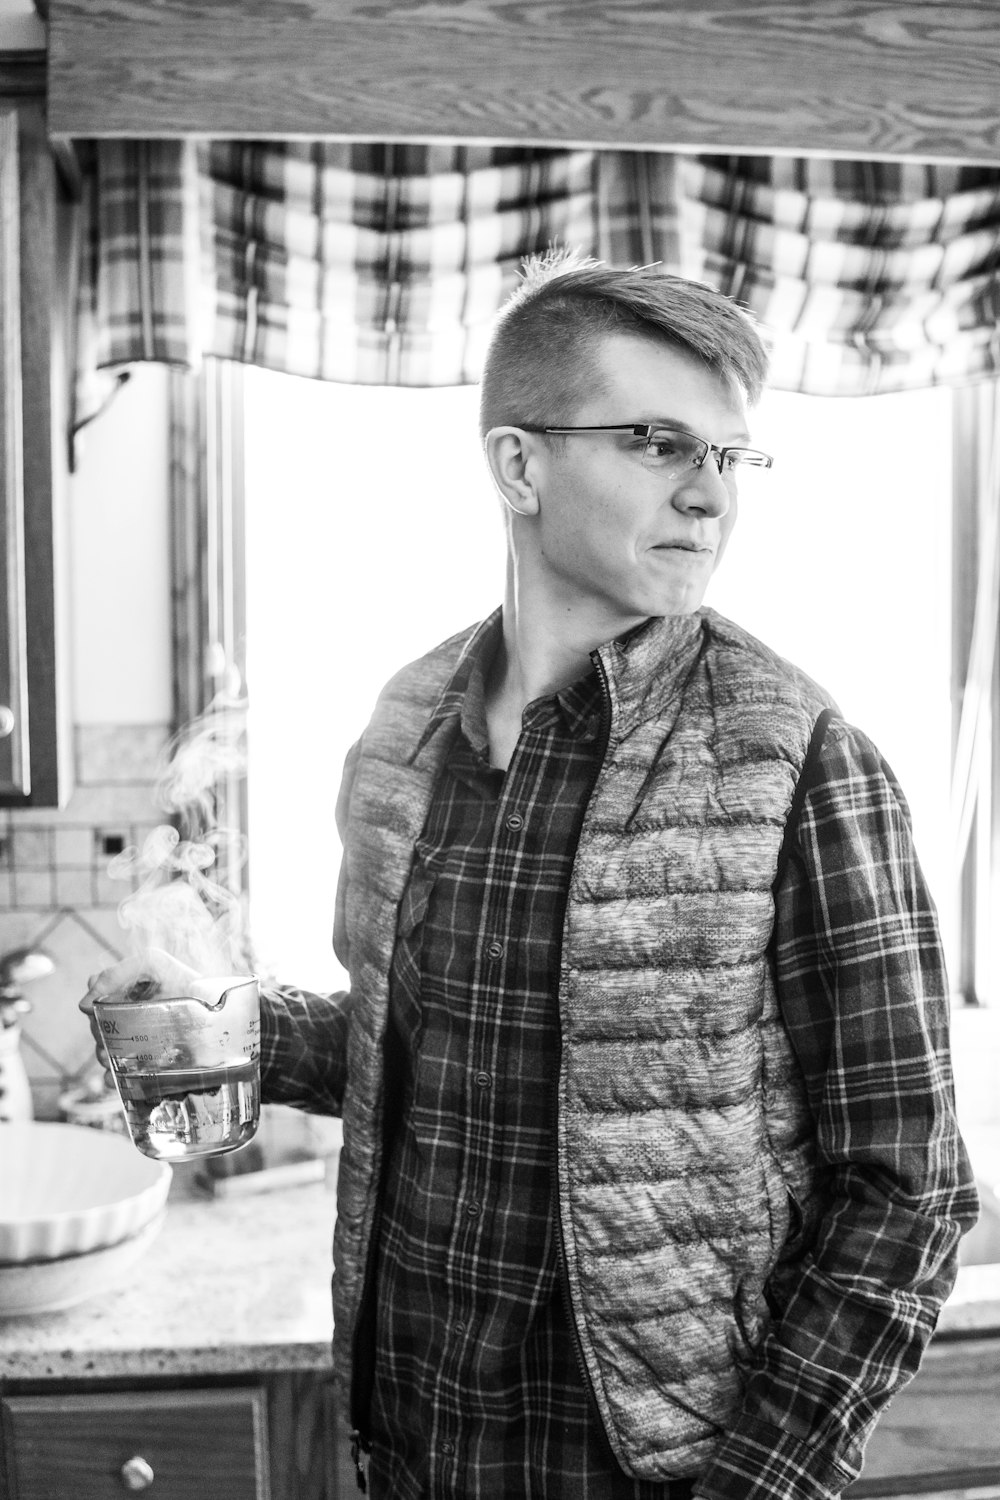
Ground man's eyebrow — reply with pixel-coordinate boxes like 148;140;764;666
642;416;755;445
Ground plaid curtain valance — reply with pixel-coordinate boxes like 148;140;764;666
75;140;597;426
75;139;1000;431
600;153;1000;395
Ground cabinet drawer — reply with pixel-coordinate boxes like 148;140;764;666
1;1387;270;1500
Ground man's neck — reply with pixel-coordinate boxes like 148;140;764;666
483;583;644;770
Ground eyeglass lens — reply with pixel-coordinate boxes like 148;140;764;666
641;428;771;478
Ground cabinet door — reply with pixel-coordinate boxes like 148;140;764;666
0;1387;271;1500
0;92;73;807
0;107;30;797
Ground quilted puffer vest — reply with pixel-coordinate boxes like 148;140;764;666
332;607;836;1479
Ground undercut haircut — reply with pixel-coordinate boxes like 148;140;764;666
478;249;769;441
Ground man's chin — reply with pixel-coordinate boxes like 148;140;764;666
651;587;710;618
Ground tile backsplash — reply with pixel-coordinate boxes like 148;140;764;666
0;723;170;1118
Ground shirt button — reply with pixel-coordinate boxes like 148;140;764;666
441;1439;456;1456
486;939;504;960
466;1200;482;1218
505;812;524;832
453;1320;467;1335
474;1071;492;1089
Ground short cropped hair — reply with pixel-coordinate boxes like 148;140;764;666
478;249;769;440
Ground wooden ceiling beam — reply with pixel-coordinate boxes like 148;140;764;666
48;1;1000;163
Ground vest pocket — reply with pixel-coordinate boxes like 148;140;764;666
755;1146;808;1328
397;838;443;939
762;1179;819;1324
389;840;442;1055
730;1272;770;1377
761;1145;793;1254
769;1145;823;1263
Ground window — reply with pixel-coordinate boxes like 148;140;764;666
242;374;501;990
709;385;955;967
240;367;959;996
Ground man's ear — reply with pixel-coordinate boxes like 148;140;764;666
484;427;541;517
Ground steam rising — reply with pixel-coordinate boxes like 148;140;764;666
109;696;253;978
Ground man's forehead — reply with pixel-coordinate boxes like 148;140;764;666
584;332;752;438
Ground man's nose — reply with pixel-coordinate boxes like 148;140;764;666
672;460;731;518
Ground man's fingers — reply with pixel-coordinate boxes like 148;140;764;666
81;949;198;1010
79;950;198;1088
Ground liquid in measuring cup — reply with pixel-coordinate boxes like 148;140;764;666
93;976;261;1161
115;1057;260;1161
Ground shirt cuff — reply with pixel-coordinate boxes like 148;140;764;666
693;1413;859;1500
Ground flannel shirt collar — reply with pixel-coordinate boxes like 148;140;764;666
413;606;603;764
412;609;501;761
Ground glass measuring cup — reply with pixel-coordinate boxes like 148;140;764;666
91;976;261;1161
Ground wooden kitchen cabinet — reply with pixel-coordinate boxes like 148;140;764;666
3;1338;1000;1500
0;1372;355;1500
1;1388;268;1499
0;69;73;807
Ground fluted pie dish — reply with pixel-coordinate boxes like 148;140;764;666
0;1121;171;1263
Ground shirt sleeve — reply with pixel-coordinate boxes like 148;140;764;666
695;717;980;1500
259;980;353;1116
258;736;364;1117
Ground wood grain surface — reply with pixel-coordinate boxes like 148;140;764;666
0;95;73;809
48;0;1000;162
1;1387;271;1500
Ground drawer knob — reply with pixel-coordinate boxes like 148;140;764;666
120;1454;155;1491
0;706;14;739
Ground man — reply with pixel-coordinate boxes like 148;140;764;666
84;252;978;1500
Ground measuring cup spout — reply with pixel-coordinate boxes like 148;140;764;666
216;977;257;1010
189;975;257;1011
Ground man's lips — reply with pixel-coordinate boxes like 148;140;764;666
653;541;713;553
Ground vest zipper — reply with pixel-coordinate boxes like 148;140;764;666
348;1194;383;1492
349;932;414;1488
550;649;617;1458
348;1428;369;1493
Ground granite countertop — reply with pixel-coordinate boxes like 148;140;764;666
2;1141;999;1384
0;1160;336;1381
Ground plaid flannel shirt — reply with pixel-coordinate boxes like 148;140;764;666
260;625;977;1500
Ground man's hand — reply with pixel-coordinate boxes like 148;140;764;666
79;949;199;1085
